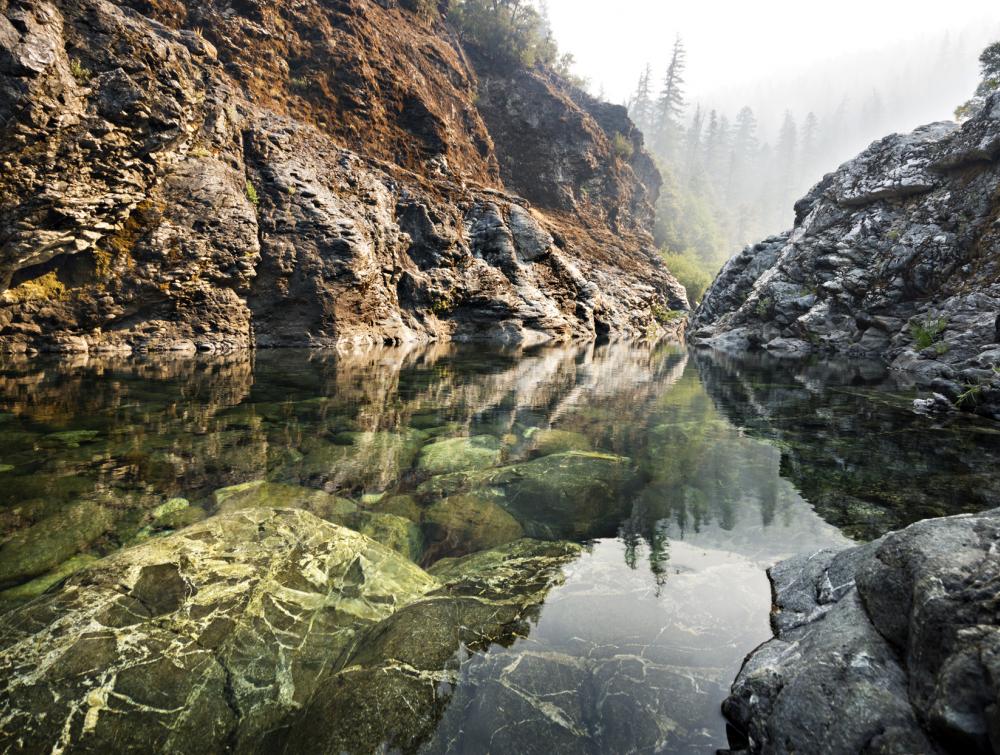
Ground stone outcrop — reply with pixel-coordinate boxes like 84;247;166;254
722;507;1000;754
690;95;1000;419
0;0;686;356
0;505;581;752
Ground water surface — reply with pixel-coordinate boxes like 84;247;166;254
1;342;998;752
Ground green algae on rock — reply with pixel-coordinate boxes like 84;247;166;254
0;509;439;753
0;500;115;588
417;451;638;539
422;494;524;562
213;480;357;521
283;539;581;754
416;435;504;476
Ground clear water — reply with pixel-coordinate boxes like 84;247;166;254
1;341;998;752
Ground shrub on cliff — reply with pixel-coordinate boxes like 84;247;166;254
956;41;1000;119
448;0;558;70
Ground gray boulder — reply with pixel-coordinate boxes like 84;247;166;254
722;508;1000;754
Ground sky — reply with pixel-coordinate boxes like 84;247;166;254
545;0;1000;112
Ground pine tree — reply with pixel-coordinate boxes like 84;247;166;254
727;106;758;202
776;110;798;197
656;36;686;160
801;112;819;162
684;105;704;184
628;64;653;134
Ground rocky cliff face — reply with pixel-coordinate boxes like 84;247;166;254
0;0;686;355
722;507;1000;754
691;95;1000;419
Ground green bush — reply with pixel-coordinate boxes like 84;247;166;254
910;316;947;350
448;0;558;70
69;59;92;84
612;133;634;160
660;251;713;307
245;180;259;207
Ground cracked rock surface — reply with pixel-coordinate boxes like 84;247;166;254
722;507;1000;754
0;507;581;752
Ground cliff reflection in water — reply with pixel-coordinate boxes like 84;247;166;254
0;342;998;752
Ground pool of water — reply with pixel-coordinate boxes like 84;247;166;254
1;341;998;752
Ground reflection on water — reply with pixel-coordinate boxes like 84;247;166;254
0;342;998;752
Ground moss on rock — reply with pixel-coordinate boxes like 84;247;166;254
422;494;524;561
416;435;503;475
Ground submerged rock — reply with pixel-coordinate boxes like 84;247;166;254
293;429;427;492
281;539;581;754
526;427;593;457
0;500;115;588
368;493;423;523
213;479;357;520
417;451;637;539
0;509;438;752
341;511;425;563
416;435;503;475
722;508;1000;754
0;554;98;610
422;494;524;562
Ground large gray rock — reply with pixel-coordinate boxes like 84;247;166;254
691;96;1000;420
722;508;1000;754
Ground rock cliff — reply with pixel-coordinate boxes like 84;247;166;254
690;95;1000;419
721;507;1000;754
0;0;686;355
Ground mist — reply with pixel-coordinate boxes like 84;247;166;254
543;1;1000;302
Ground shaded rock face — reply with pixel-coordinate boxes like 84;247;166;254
0;0;685;356
691;97;1000;419
0;507;579;753
722;508;1000;754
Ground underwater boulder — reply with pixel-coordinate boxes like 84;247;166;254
417;451;638;540
292;429;428;492
213;480;357;521
422;494;524;561
0;509;439;753
526;428;593;457
282;539;581;754
416;435;504;476
341;511;425;563
0;500;116;588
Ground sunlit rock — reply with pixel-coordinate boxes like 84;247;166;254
416;435;504;475
0;509;439;752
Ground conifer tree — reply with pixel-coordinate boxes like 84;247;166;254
656;36;687;160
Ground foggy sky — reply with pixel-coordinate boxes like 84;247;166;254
546;0;1000;125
